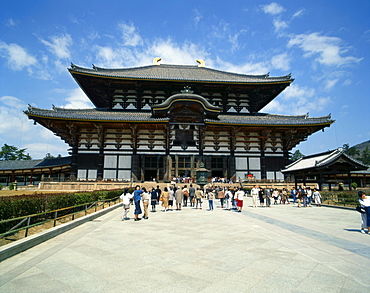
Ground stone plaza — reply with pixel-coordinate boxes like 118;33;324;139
0;197;369;292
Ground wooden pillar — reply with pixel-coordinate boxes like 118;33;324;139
96;124;105;179
29;170;34;185
348;170;352;191
70;145;78;179
319;171;324;191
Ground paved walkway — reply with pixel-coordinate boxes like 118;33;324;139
1;197;369;293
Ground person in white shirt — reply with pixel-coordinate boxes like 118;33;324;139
251;185;259;208
119;188;133;221
358;191;370;234
235;188;245;212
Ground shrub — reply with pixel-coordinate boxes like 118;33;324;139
0;184;3;190
351;182;358;190
0;189;123;220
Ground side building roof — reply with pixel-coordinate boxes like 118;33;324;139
0;157;71;171
281;148;368;173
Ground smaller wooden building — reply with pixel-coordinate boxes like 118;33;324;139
281;148;369;190
0;157;71;186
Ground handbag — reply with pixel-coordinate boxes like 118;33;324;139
356;206;366;214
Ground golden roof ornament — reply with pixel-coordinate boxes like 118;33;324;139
153;57;161;65
196;59;205;67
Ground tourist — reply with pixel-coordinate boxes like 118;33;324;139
161;187;170;212
259;187;265;207
182;185;189;207
168;187;174;211
235;188;245;212
297;189;303;208
251;185;259;208
282;188;289;204
189;184;196;207
207;189;214;211
141;187;150;219
150;188;158;212
133;185;143;221
302;186;308;207
175;187;183;210
119;188;133;221
225;188;233;210
218;187;225;208
264;186;272;207
291;187;297;204
358;191;370;234
272;188;279;205
313;188;322;207
195;188;203;209
155;185;162;203
306;187;312;207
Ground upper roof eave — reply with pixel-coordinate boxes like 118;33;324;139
68;63;294;85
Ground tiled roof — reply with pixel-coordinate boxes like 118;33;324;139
25;106;333;126
0;157;71;171
25;106;169;122
281;148;368;173
207;113;333;126
69;63;293;84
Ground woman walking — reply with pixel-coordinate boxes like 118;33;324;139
133;185;143;221
175;187;183;210
207;190;214;211
150;188;158;212
161;187;170;212
141;187;150;219
119;188;133;220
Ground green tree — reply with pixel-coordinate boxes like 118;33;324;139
0;144;31;161
342;143;360;157
43;153;62;159
360;146;370;165
290;150;304;161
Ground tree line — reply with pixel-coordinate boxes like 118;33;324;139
0;144;61;161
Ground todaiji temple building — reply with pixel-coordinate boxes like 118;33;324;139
25;59;334;182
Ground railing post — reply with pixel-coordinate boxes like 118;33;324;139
25;217;31;237
54;211;58;227
85;204;88;215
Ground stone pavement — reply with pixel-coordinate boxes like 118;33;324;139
0;197;369;293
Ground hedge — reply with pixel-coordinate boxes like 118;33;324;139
0;189;132;221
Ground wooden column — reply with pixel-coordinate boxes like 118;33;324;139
96;124;105;180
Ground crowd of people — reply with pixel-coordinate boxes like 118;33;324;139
119;184;325;221
120;184;370;236
119;184;249;221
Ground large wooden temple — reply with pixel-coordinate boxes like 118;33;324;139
25;59;334;182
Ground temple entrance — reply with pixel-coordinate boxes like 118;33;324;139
144;170;157;181
211;170;223;178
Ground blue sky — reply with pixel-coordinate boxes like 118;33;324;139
0;0;369;159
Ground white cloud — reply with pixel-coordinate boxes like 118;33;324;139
262;84;332;115
6;18;17;27
271;53;290;71
193;9;203;26
0;42;37;71
287;32;363;67
292;9;305;19
60;88;94;109
324;79;339;90
273;18;288;31
40;33;72;59
216;57;269;75
261;2;285;15
118;22;143;47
